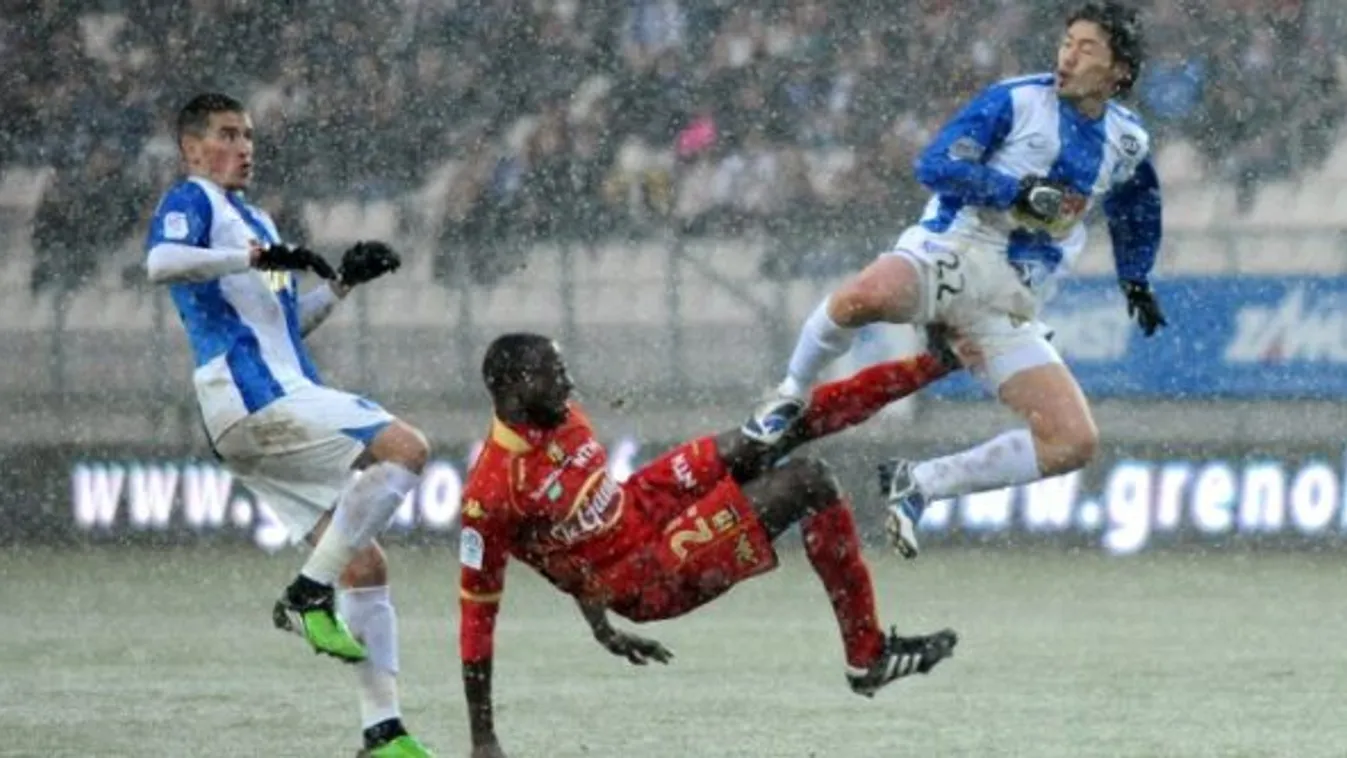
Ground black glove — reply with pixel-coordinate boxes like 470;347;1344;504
1013;176;1075;224
254;243;336;280
339;241;401;287
1120;279;1167;337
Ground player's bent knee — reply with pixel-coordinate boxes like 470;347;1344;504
370;420;431;473
1064;420;1100;470
778;456;841;508
832;256;921;326
341;542;388;588
1035;416;1099;476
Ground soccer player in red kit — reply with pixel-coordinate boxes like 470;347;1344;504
460;332;963;758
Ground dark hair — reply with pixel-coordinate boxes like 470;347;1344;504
482;332;554;394
176;92;246;140
1068;2;1144;95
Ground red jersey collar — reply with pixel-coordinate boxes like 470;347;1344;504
490;416;555;453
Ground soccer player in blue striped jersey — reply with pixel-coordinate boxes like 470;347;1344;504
143;93;435;757
742;2;1167;558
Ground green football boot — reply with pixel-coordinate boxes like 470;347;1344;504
357;735;435;757
271;575;367;663
357;720;434;757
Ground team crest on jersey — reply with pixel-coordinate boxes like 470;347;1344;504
262;270;291;293
947;137;984;161
546;442;565;464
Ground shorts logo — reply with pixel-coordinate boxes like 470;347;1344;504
671;453;697;490
734;533;757;566
710;508;737;533
460;527;485;570
1120;134;1141;157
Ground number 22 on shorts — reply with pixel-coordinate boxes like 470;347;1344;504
667;517;715;561
932;250;965;302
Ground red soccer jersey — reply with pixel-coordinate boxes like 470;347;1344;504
458;404;654;660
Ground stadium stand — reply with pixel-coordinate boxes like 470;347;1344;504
0;0;1344;336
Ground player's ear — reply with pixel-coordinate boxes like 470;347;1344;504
1111;57;1135;95
178;133;196;162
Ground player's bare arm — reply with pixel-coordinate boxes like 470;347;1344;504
575;598;673;665
463;658;502;756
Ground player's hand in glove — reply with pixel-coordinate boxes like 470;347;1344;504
596;628;674;666
252;242;337;280
339;240;401;287
1013;176;1077;224
1120;279;1167;337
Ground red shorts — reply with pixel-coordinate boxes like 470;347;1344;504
597;438;778;622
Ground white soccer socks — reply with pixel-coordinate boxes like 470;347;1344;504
338;585;402;729
782;297;857;396
912;429;1042;498
302;462;421;586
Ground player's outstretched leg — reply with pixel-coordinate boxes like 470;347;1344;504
718;331;959;485
743;255;927;445
749;458;958;697
878;361;1096;558
275;420;430;663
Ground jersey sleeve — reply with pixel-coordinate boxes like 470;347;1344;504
1103;156;1162;283
914;83;1022;210
298;284;341;336
144;182;252;283
145;182;212;249
458;459;516;663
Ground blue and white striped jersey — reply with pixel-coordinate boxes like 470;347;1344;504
144;177;334;441
914;73;1162;284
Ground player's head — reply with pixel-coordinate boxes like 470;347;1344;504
176;92;253;191
482;332;574;428
1057;2;1144;103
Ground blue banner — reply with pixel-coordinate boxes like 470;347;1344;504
928;276;1347;399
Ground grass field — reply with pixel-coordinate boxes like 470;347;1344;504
3;544;1346;757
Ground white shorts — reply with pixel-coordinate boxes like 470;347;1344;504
887;224;1063;392
212;384;395;542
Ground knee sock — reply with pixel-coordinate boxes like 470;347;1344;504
337;585;402;730
801;502;885;669
302;463;420;586
912;429;1041;500
781;298;857;397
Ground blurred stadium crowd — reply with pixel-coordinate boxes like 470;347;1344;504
1;0;1344;292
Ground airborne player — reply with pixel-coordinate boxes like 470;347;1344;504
458;332;964;757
